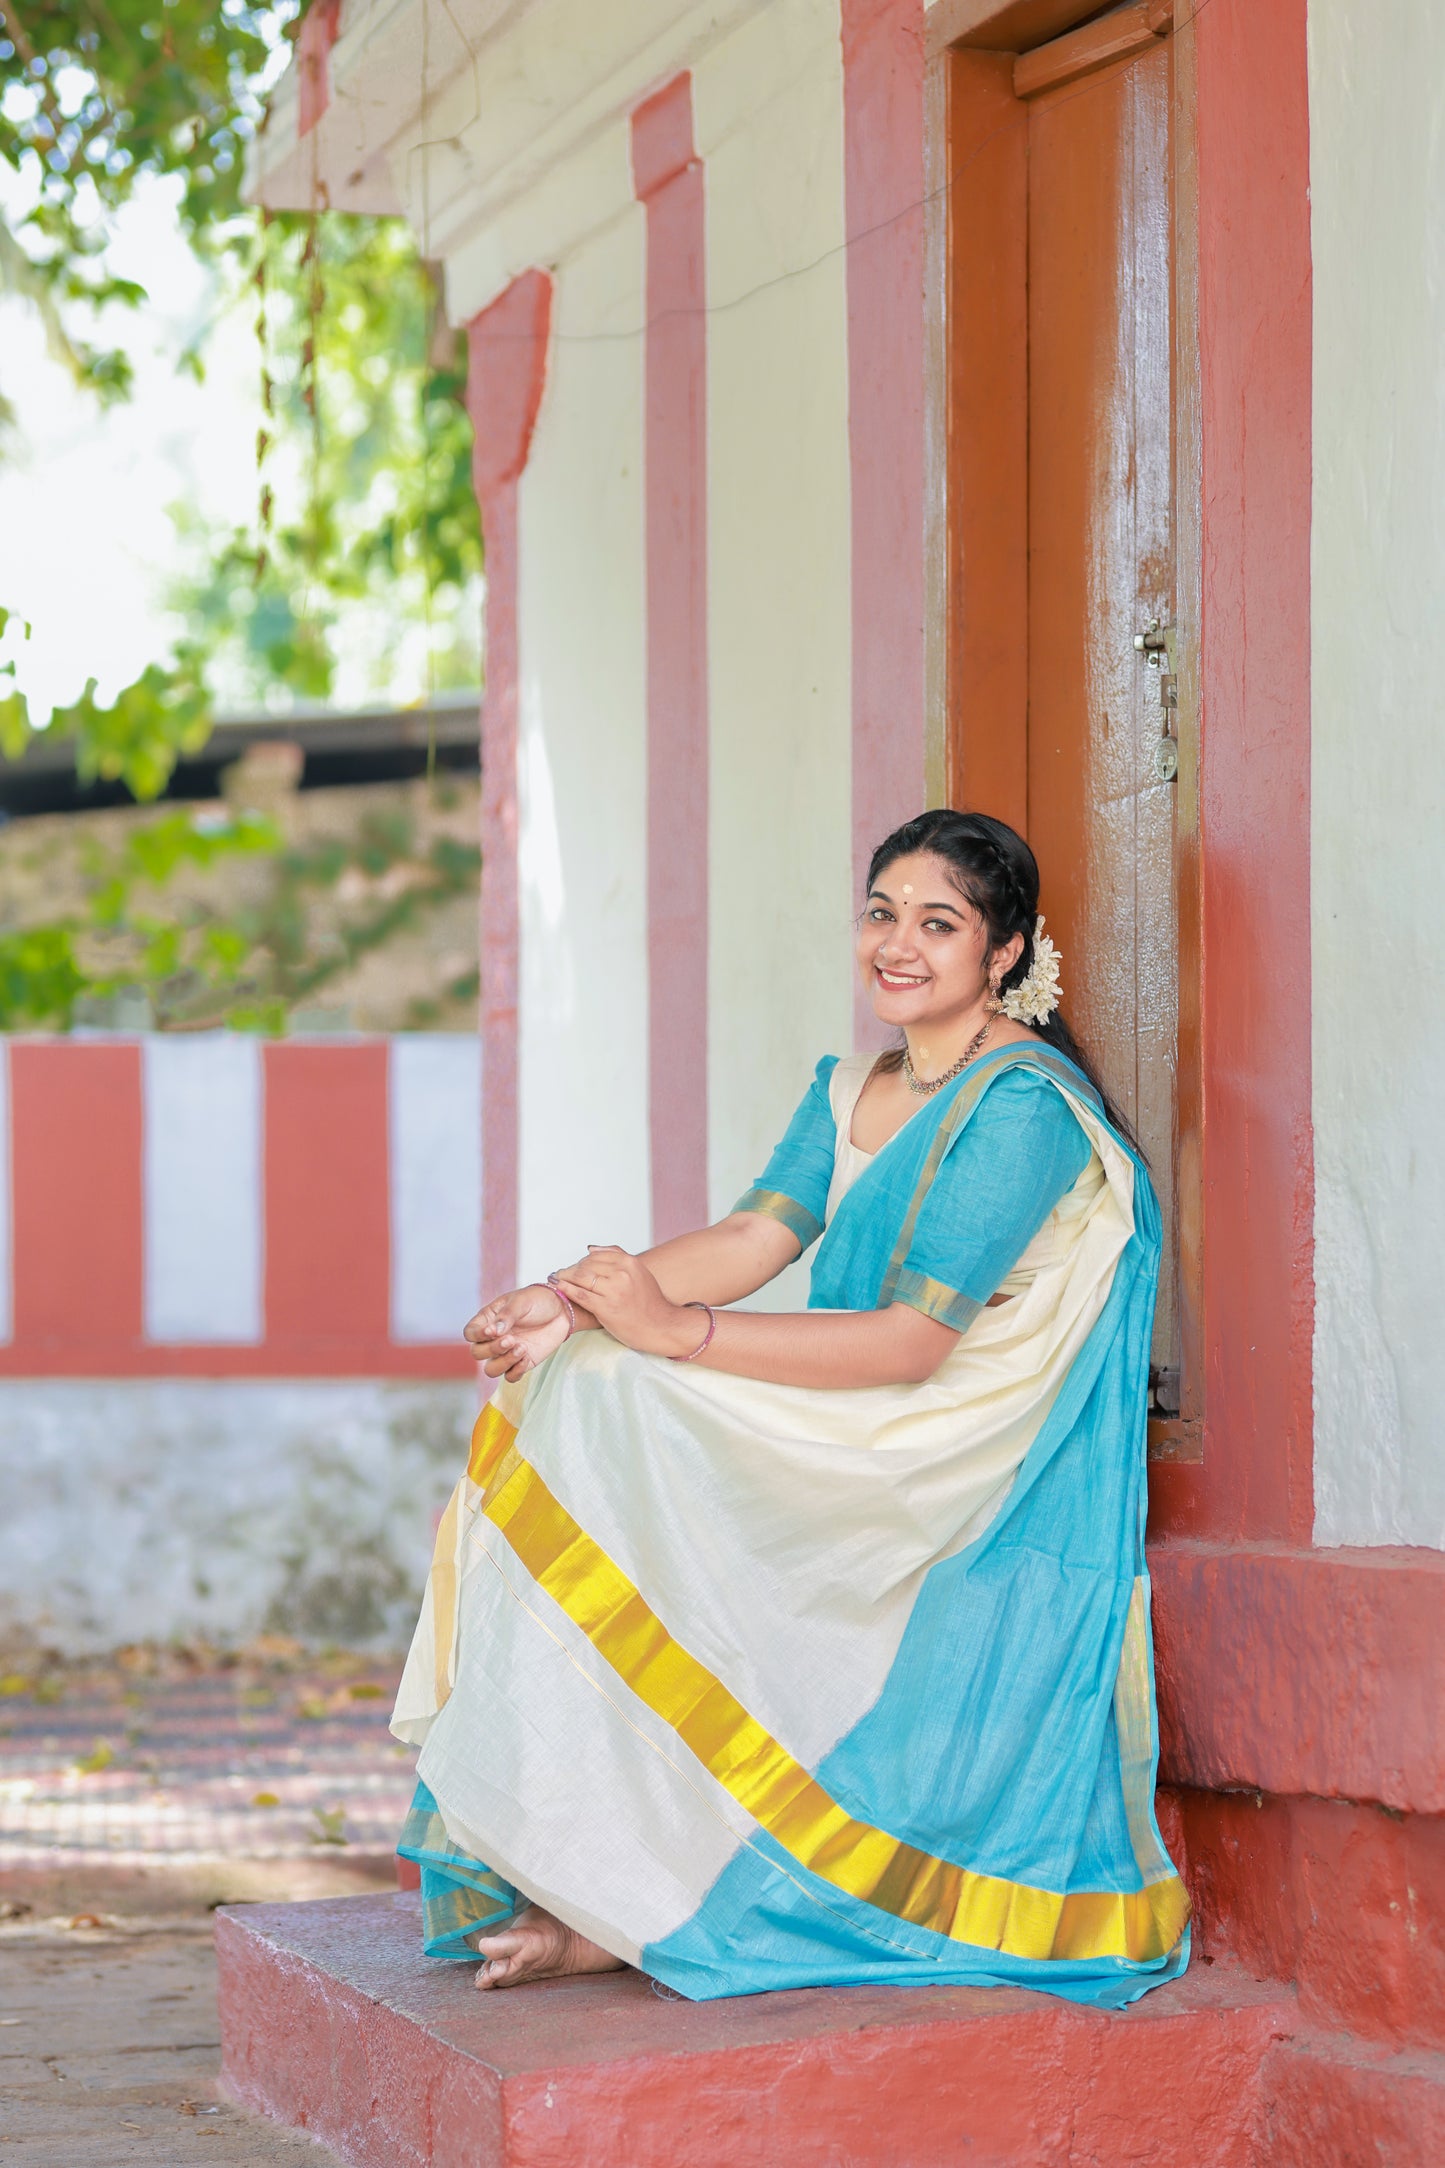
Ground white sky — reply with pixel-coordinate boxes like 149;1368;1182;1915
0;172;262;718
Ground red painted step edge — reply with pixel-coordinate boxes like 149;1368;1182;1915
1150;1540;1445;1812
1162;1785;1445;2055
217;1893;1294;2168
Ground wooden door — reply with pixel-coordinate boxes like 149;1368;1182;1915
942;5;1196;1427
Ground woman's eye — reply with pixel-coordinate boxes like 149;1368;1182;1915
923;920;954;936
867;907;892;922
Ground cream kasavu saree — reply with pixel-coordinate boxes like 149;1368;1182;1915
393;1044;1189;2004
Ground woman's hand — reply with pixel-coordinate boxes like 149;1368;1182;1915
464;1283;571;1382
552;1247;706;1360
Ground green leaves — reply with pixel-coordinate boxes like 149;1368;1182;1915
0;651;214;803
0;791;480;1034
0;924;87;1029
177;213;482;706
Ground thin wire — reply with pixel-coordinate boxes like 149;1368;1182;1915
419;0;438;791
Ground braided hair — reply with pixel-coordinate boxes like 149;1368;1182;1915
865;808;1141;1151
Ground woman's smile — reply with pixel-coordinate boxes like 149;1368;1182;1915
875;965;931;991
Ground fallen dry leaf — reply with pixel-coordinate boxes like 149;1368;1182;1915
0;1676;31;1697
72;1738;114;1775
311;1806;348;1846
250;1791;281;1809
347;1682;385;1700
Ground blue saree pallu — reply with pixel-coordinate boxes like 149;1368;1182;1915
394;1045;1189;2004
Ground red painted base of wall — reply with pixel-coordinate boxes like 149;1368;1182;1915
1161;1786;1445;2055
211;1891;1445;2168
1149;1541;1445;1811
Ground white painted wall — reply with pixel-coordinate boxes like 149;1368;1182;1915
389;1035;483;1341
143;1036;263;1344
516;201;652;1278
0;1381;474;1654
1309;0;1445;1547
696;0;855;1278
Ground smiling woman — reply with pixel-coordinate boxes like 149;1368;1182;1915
391;806;1189;2006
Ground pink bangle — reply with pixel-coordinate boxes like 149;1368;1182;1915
673;1300;717;1362
545;1274;577;1337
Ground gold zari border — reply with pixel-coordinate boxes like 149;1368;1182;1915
731;1186;825;1249
463;1404;1188;1966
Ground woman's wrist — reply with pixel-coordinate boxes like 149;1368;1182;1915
654;1301;716;1361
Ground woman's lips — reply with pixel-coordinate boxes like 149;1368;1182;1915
875;966;930;990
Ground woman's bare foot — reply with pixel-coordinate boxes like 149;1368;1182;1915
472;1904;625;1991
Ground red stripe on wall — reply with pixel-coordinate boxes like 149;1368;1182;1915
841;0;928;1046
467;269;553;1298
296;0;342;137
1150;0;1315;1543
264;1043;389;1353
632;74;710;1240
9;1042;143;1354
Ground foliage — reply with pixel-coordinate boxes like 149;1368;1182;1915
0;0;283;398
0;921;86;1027
0;10;485;1035
0;623;213;800
175;213;481;708
0;4;482;785
0;797;481;1032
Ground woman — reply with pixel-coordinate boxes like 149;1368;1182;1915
393;808;1189;2007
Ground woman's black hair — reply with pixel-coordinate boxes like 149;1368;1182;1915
865;807;1142;1152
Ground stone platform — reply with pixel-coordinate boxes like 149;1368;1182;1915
211;1890;1368;2167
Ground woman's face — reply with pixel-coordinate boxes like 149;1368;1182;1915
856;850;1005;1030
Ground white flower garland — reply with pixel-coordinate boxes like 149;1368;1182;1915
1000;915;1063;1026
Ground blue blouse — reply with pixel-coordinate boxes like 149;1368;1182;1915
736;1052;1091;1334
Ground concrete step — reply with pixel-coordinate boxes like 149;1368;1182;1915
216;1891;1308;2166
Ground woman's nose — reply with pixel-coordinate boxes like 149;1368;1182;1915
880;926;918;959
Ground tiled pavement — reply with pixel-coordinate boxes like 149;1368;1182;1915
0;1644;409;2162
0;1642;414;1915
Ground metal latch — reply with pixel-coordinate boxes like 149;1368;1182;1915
1135;618;1179;782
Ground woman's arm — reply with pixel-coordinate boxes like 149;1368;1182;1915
553;1248;957;1388
604;1212;802;1309
464;1213;800;1381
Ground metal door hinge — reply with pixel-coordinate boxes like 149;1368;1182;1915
1148;1365;1181;1419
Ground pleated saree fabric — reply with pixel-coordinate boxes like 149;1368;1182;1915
393;1044;1190;2004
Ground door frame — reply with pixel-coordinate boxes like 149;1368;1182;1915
924;0;1204;1460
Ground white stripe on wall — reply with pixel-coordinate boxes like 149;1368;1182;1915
389;1036;482;1343
143;1035;263;1344
0;1041;10;1344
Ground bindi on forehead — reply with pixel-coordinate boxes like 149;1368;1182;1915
901;884;913;895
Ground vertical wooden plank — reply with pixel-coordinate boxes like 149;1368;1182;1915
944;50;1029;829
842;0;928;1042
263;1043;389;1352
1024;56;1130;1054
10;1042;143;1352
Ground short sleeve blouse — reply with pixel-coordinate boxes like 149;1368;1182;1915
734;1055;1092;1332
